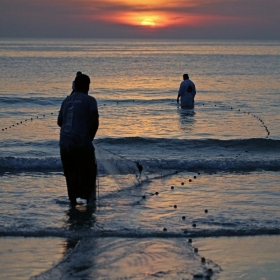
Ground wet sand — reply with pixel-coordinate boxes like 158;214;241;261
0;237;65;280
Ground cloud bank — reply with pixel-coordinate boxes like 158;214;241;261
0;0;279;39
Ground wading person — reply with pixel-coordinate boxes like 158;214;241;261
177;73;196;109
58;74;99;206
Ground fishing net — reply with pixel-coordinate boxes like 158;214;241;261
94;144;145;199
93;143;181;206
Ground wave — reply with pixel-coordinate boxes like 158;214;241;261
1;137;280;150
1;155;280;172
0;96;62;106
143;158;280;172
0;139;59;148
96;137;280;150
0;227;279;239
1;137;279;172
0;156;62;171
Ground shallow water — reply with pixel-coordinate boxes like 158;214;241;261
1;170;279;239
195;235;280;280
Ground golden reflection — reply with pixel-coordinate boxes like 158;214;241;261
178;108;196;133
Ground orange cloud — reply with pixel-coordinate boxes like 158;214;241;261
1;0;279;39
101;12;171;28
84;0;244;29
92;11;233;30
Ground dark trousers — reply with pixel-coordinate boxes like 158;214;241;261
60;144;97;203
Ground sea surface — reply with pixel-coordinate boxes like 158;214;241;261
0;38;280;279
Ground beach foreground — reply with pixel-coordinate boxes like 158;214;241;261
0;235;279;279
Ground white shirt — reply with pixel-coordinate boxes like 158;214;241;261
178;79;196;108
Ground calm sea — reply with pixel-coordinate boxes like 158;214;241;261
0;38;280;279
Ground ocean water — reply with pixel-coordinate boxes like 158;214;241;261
0;38;280;279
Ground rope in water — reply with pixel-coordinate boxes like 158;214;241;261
1;102;271;138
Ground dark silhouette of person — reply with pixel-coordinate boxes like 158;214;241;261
71;71;82;94
58;74;99;206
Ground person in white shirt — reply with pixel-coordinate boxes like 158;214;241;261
177;74;196;109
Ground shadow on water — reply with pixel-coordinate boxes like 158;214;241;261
177;107;196;132
62;204;97;259
65;203;96;232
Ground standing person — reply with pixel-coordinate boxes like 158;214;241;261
58;74;99;206
71;71;82;94
177;74;196;109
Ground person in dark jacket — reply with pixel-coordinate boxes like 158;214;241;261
58;74;99;206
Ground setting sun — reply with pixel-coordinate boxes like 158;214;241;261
141;18;155;27
95;10;200;30
111;13;169;28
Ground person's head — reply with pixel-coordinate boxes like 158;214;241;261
76;71;82;76
75;74;90;93
183;74;189;80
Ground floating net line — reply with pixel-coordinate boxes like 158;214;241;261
1;101;271;137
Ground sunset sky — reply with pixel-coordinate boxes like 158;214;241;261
0;0;279;39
